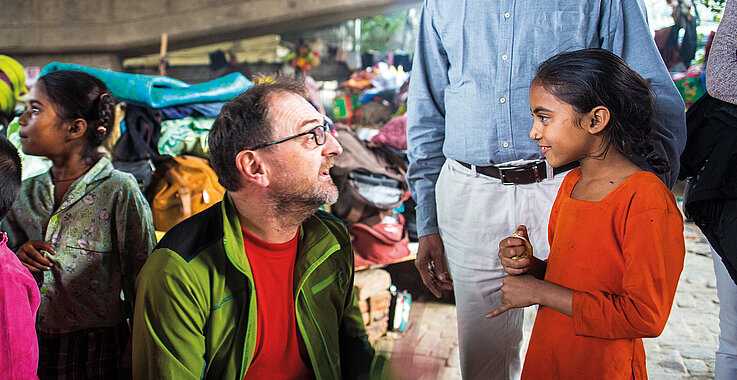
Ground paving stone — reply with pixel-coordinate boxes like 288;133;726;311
683;358;709;373
676;294;696;308
678;345;716;360
446;346;460;367
646;374;683;380
646;349;687;374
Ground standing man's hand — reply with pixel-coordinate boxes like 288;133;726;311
415;233;453;298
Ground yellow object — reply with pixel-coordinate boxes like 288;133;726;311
0;55;27;115
155;231;166;241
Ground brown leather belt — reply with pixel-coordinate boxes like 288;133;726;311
457;160;579;185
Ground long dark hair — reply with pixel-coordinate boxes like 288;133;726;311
37;70;115;165
533;48;669;174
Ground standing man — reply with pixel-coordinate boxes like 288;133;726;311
406;1;686;378
133;78;382;379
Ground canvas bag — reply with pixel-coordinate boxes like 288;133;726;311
330;123;408;224
147;155;225;231
349;214;410;267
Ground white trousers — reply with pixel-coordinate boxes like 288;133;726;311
436;159;564;380
712;247;737;380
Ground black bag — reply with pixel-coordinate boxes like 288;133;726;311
113;159;155;192
113;105;163;193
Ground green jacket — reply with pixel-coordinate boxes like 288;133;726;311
133;194;380;379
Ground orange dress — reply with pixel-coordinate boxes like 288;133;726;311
521;169;685;380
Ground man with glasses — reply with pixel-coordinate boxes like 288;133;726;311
132;78;383;379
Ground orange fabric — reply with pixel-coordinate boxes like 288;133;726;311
522;169;685;380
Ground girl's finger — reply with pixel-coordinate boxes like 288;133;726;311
21;255;50;271
21;262;42;272
20;246;53;268
485;305;508;319
30;240;56;255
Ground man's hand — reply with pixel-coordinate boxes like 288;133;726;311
498;225;533;276
415;233;453;298
17;240;55;272
485;275;539;318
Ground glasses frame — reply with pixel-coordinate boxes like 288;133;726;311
249;116;334;151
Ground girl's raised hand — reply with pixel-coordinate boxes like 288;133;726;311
17;240;55;272
498;225;534;275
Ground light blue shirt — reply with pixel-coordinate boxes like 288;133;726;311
407;0;687;236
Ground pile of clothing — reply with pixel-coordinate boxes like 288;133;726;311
327;62;417;268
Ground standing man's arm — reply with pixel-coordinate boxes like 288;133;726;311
132;251;207;380
407;0;453;297
600;0;687;189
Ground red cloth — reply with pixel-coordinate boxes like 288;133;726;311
522;169;685;380
241;227;313;380
370;114;407;150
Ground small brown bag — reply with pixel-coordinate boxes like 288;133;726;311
147;155;225;231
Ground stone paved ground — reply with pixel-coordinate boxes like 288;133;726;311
377;188;721;379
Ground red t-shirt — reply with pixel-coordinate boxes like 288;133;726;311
242;227;314;380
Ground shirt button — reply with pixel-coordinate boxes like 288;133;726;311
499;97;507;104
502;141;510;148
501;54;508;61
504;12;511;19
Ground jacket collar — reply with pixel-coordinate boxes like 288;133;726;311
220;193;339;278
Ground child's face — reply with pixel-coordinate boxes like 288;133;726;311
528;83;598;168
17;84;69;158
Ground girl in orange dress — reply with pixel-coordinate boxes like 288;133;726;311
487;48;685;380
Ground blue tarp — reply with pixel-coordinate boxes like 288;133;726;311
41;62;252;108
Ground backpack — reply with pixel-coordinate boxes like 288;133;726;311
147;155;225;231
350;214;410;268
330;123;408;225
113;104;163;193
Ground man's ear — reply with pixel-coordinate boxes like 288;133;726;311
235;150;270;188
66;118;88;141
586;106;610;135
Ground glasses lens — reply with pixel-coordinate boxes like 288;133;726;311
311;125;324;146
324;116;335;133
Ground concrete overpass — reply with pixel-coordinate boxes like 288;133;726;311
2;0;421;70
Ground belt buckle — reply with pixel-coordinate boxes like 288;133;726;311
497;161;544;185
498;166;516;185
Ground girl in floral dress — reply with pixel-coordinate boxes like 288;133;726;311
1;70;156;379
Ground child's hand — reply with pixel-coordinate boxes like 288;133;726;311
485;274;539;318
17;240;55;272
498;225;534;275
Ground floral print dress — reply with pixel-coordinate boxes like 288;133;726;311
1;156;156;334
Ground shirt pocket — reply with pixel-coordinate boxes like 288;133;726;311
56;242;114;289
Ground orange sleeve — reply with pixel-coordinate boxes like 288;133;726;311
572;192;685;339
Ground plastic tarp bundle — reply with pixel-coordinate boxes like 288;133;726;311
40;62;253;108
158;117;214;158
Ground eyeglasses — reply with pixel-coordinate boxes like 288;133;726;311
250;116;335;151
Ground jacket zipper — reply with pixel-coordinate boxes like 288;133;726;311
295;244;341;380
